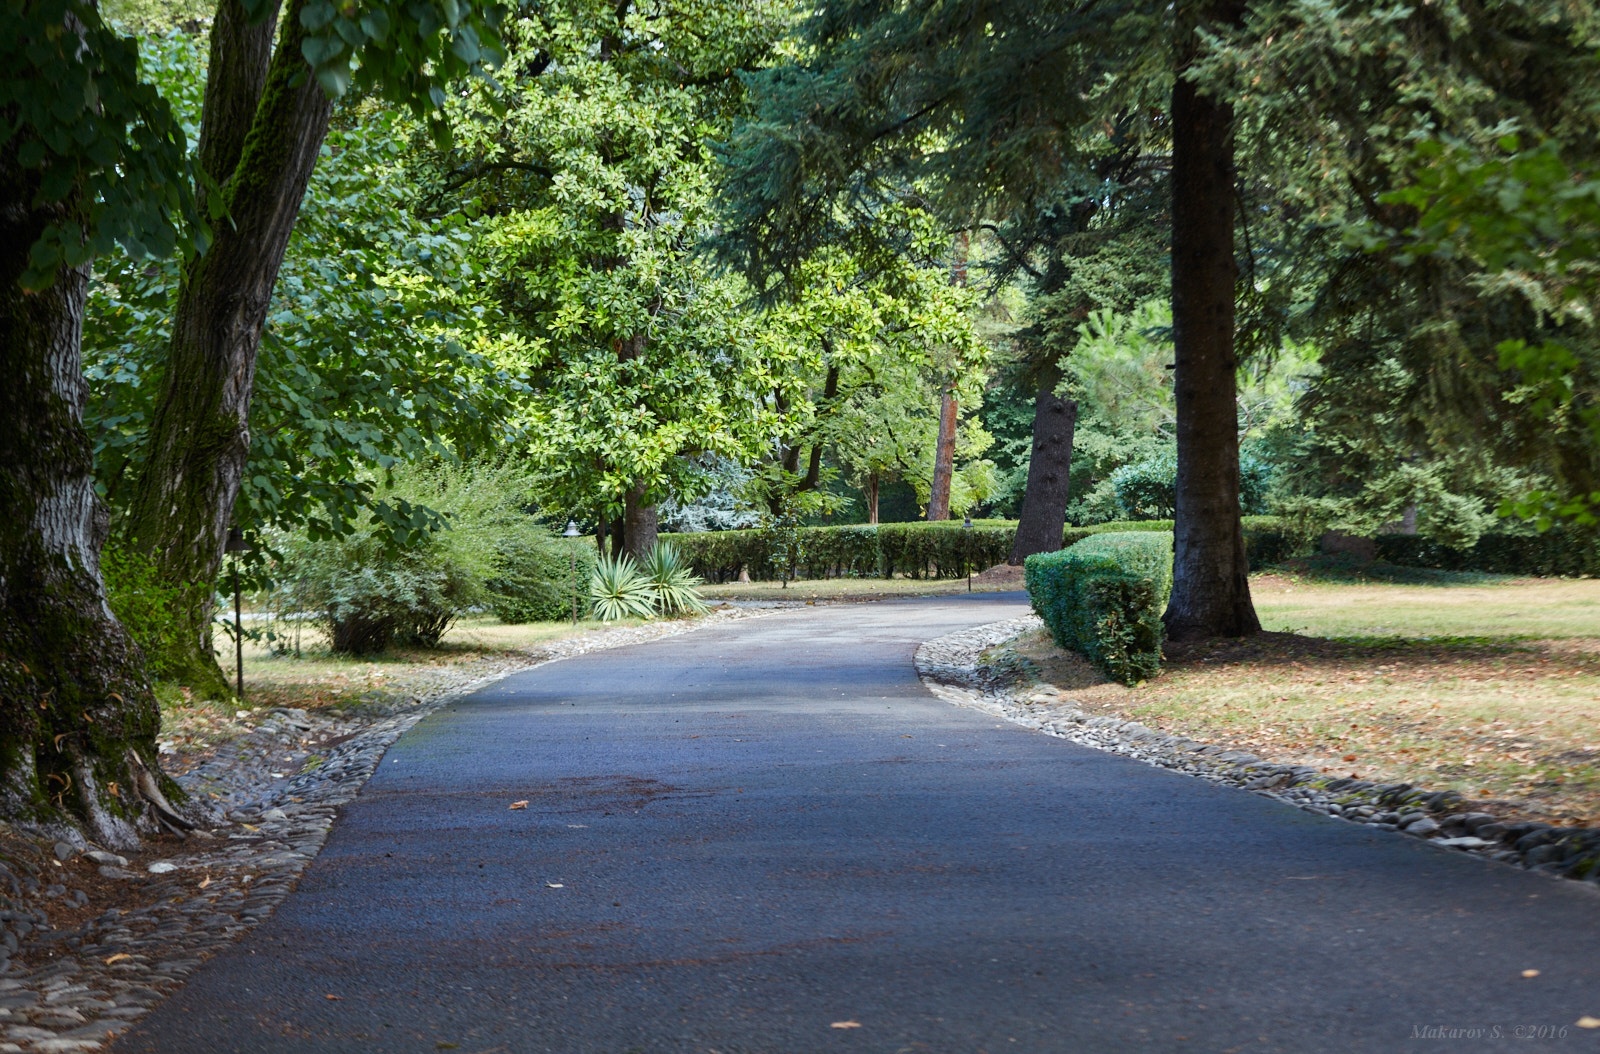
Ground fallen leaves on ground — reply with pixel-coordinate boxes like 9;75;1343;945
1013;625;1600;826
508;800;528;810
103;954;130;965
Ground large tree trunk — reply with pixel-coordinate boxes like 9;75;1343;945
622;485;658;563
0;152;195;848
1009;367;1077;564
1163;0;1261;642
124;0;333;696
926;383;958;520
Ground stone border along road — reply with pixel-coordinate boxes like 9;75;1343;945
0;606;780;1054
916;616;1600;897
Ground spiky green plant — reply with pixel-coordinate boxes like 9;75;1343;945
642;542;708;615
589;554;657;621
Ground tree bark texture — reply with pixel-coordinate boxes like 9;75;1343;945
865;472;879;525
1008;368;1077;565
0;149;195;848
125;0;334;695
1163;0;1261;642
926;383;958;521
622;485;659;564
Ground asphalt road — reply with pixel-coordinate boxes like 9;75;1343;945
118;594;1600;1054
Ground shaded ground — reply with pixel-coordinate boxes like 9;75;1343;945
116;594;1600;1054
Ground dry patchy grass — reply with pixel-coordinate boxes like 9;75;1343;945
1013;574;1600;827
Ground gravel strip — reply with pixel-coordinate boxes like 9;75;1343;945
916;616;1600;896
0;606;778;1053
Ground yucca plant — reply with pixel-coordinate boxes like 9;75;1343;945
589;554;657;621
642;542;708;615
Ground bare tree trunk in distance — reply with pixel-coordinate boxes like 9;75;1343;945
927;231;969;522
927;384;958;521
125;0;333;697
1163;0;1261;641
865;472;880;525
1008;364;1077;564
0;143;194;847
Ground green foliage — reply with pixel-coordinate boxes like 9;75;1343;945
876;522;1015;580
487;537;595;624
448;1;787;524
273;460;543;652
1376;528;1600;580
664;517;1250;583
101;545;185;678
85;36;526;551
761;495;806;585
1025;532;1173;685
641;544;707;616
589;556;656;622
275;0;504;131
1;0;200;289
1109;450;1273;520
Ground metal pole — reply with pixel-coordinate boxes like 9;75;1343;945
571;545;578;625
233;559;244;701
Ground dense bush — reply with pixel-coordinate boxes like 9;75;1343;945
1025;532;1173;685
276;461;567;653
877;521;1016;578
1110;451;1272;520
488;536;595;623
666;516;1292;582
1375;527;1600;577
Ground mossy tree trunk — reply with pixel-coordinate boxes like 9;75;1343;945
0;145;192;849
124;0;333;696
1009;364;1077;564
1163;0;1261;641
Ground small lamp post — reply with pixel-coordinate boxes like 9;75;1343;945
225;527;250;700
563;520;582;625
962;514;973;592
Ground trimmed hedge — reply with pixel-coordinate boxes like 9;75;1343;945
665;515;1290;583
1025;531;1173;685
1375;528;1600;578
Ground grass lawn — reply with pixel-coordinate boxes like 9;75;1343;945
1013;571;1600;826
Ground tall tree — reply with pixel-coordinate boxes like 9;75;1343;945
1;0;203;844
123;0;505;696
714;4;1193;555
1163;0;1258;640
438;0;787;562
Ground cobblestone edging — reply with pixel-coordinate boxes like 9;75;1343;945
0;607;776;1053
916;617;1600;895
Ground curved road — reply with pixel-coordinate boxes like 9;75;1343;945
119;594;1600;1053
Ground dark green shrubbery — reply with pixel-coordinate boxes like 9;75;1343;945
1376;527;1600;577
1025;532;1173;685
276;462;579;653
488;536;596;624
667;516;1290;583
1109;452;1273;520
876;521;1015;578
